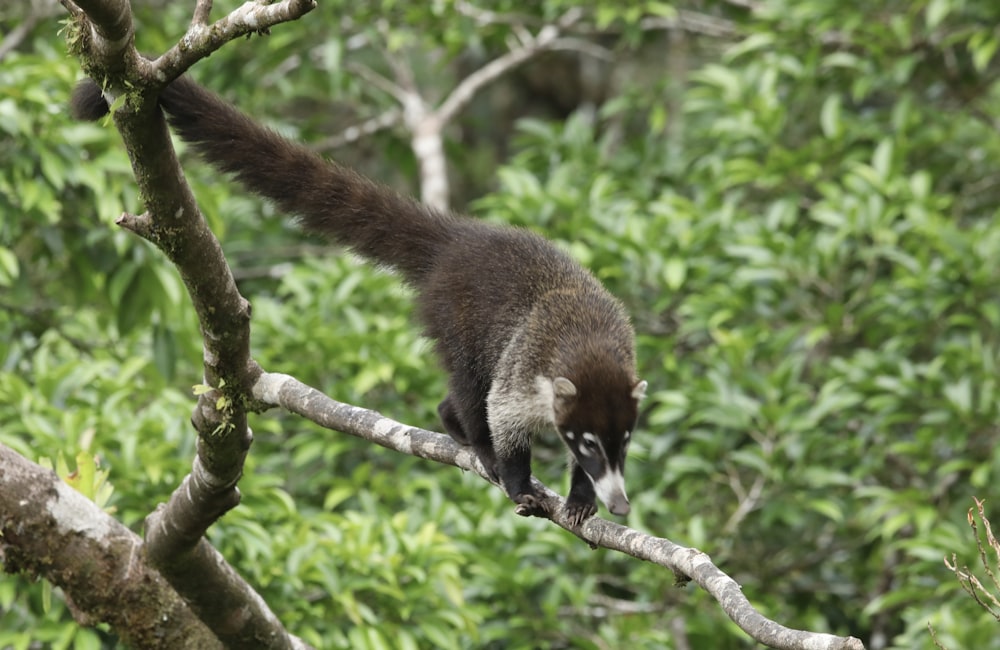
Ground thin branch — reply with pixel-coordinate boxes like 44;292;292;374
547;36;614;61
0;1;60;61
972;497;1000;589
191;0;212;28
454;1;539;29
314;108;403;151
559;593;665;617
253;372;866;650
723;471;766;534
436;8;586;124
638;11;738;38
156;0;317;83
346;61;412;105
944;500;1000;623
928;621;949;650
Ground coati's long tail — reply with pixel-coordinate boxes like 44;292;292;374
70;77;457;283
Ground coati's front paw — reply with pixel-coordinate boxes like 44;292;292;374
512;491;547;518
564;496;597;528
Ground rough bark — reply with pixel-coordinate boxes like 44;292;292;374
0;444;222;649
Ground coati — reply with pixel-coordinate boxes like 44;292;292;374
70;76;647;526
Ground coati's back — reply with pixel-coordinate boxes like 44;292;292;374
70;76;644;525
418;223;632;376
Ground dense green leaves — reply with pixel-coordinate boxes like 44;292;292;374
3;0;1000;648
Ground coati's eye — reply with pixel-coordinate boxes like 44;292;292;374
580;432;600;455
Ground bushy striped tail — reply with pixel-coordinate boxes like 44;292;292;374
71;77;458;283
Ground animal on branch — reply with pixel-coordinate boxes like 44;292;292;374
70;76;646;527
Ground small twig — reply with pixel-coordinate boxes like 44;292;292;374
972;497;1000;589
191;0;212;28
155;0;317;82
723;471;766;534
314;108;403;150
454;1;538;28
927;622;949;650
346;61;411;104
436;12;587;124
558;593;663;618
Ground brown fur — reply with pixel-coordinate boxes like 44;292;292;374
70;77;644;525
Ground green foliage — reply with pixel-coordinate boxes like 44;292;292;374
40;452;116;512
0;41;199;385
4;0;1000;648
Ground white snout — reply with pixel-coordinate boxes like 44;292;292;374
594;469;630;516
607;495;631;516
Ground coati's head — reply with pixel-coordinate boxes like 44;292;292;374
551;375;647;516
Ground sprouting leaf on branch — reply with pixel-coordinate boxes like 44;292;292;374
39;451;116;513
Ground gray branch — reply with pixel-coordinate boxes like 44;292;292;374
315;108;403;150
253;373;866;650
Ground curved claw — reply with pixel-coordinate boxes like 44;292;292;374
513;491;547;518
564;498;597;528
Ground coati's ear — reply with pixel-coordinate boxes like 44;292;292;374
551;376;577;422
632;380;648;401
553;376;577;398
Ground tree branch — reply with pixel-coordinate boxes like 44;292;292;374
157;0;317;81
435;7;587;126
62;0;317;647
0;444;222;648
0;0;62;61
315;108;403;151
253;373;866;650
360;6;601;210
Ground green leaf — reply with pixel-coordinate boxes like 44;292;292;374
926;0;951;29
968;31;1000;72
820;94;842;139
872;139;894;181
0;247;19;286
808;498;844;523
41;580;51;614
942;377;972;415
663;258;686;290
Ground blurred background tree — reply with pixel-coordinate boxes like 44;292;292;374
2;0;999;648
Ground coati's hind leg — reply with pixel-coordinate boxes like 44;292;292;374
438;395;469;445
438;384;500;484
565;461;598;527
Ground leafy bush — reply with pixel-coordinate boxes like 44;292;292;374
4;1;1000;648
